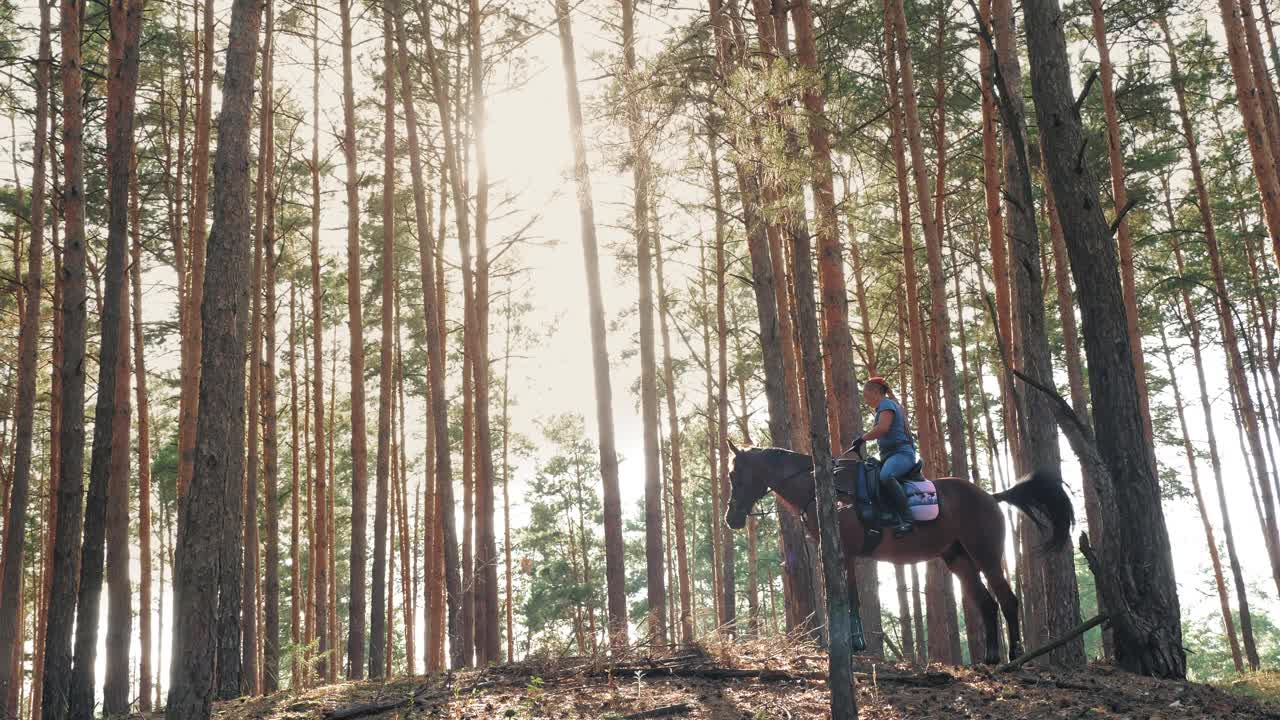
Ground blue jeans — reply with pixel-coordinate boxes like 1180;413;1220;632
881;448;916;481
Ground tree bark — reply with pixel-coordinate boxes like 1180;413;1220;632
242;5;273;689
1218;0;1280;263
289;273;302;688
308;4;330;679
704;160;725;628
706;0;820;637
32;103;62;720
555;0;629;651
369;4;396;679
466;0;501;666
0;0;50;710
1087;0;1154;450
166;0;262;713
890;0;968;483
338;0;369;679
789;217;859;720
260;1;281;689
74;1;142;714
793;0;881;655
1023;0;1183;678
977;0;1020;473
621;0;668;646
655;210;693;645
883;0;954;664
985;0;1083;666
179;0;215;501
133;141;155;710
1158;325;1244;671
1161;20;1261;667
394;0;464;670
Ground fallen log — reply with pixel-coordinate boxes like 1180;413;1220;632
998;614;1110;673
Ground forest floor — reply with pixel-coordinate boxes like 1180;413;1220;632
210;639;1279;720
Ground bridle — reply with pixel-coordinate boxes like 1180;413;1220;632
740;464;815;518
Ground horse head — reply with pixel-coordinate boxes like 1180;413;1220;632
724;443;774;530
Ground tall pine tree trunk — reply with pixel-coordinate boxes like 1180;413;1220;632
166;0;262;713
883;0;954;663
308;5;330;679
985;0;1083;666
0;0;50;710
289;275;302;688
260;1;281;689
707;0;820;636
793;0;881;654
370;5;396;678
621;0;668;646
1218;0;1280;262
1161;20;1261;668
340;0;369;679
788;207;858;720
395;0;464;669
242;10;273;688
555;0;629;651
1158;324;1244;671
1087;0;1154;450
1024;0;1183;677
179;0;215;501
74;1;142;713
133;141;155;711
655;209;693;645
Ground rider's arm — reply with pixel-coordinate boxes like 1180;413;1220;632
862;408;894;442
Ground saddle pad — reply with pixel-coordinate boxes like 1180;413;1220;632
903;480;939;522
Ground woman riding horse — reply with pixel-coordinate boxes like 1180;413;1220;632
853;377;916;536
723;441;1073;664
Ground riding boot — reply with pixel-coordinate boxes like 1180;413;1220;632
881;476;913;537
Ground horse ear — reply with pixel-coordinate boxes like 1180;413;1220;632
727;438;741;456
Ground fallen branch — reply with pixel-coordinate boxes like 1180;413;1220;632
596;663;951;687
325;684;433;720
998;614;1110;672
622;703;694;719
324;680;495;720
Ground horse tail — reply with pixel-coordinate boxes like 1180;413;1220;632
993;468;1074;552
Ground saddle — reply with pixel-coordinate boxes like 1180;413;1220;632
832;457;940;553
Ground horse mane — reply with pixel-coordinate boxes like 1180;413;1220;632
740;446;813;472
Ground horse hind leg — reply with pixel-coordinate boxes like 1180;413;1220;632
942;544;1001;665
985;570;1022;662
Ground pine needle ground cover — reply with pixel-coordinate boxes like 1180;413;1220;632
205;643;1277;720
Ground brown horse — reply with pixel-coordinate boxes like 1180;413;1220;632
723;444;1074;665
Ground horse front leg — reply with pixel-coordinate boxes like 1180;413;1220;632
844;554;866;654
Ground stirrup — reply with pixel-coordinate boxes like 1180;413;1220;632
892;521;913;538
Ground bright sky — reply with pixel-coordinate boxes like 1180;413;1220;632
3;0;1276;699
